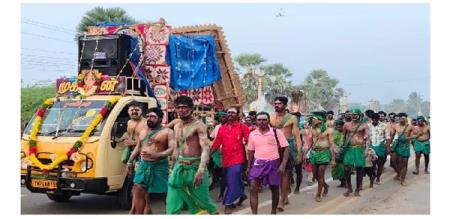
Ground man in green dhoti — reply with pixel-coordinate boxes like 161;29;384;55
331;120;346;188
412;116;431;175
342;108;369;197
391;113;414;186
308;111;336;202
127;108;176;214
166;96;217;214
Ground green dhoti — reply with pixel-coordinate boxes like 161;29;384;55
413;140;430;155
166;156;217;215
287;138;298;168
394;137;411;157
309;148;331;165
211;150;222;168
370;142;386;157
332;163;345;180
343;145;365;167
133;159;169;193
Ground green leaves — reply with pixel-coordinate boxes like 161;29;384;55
21;86;55;131
76;7;138;38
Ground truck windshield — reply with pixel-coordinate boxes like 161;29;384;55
23;100;108;137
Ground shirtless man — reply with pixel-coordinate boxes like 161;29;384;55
300;118;315;186
122;101;148;163
326;111;335;128
391;113;414;186
166;96;217;214
342;108;369;197
270;96;300;212
387;113;399;174
127;107;176;214
412;116;431;175
308;111;336;202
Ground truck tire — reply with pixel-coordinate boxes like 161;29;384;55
47;192;72;202
118;175;133;210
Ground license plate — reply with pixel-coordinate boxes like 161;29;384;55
31;179;57;189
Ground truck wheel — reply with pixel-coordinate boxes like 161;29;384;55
118;175;133;210
47;192;72;202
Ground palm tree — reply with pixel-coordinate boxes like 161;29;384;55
76;7;137;38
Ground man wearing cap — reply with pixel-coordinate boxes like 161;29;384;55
308;111;336;202
367;113;391;185
211;107;249;214
270;96;300;211
412;116;430;175
342;108;368;197
391;113;414;186
248;112;289;214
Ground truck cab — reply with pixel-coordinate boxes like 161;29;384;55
21;91;157;209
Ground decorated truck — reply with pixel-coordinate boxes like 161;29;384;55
20;19;242;208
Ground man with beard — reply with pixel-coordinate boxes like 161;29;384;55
122;101;148;163
211;107;249;214
342;108;368;197
326;111;335;128
308;111;336;202
270;96;300;212
127;107;176;214
248;112;289;214
332;120;346;188
367;113;391;185
412;116;431;175
391;113;414;186
344;110;352;123
378;111;387;123
166;96;217;214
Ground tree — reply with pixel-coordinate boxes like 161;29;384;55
76;7;137;38
386;99;407;113
234;54;267;104
299;69;344;111
21;86;55;132
406;92;423;117
420;101;430;117
262;63;295;103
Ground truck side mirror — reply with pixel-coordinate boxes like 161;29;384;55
111;121;127;148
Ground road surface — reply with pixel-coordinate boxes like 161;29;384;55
21;156;429;214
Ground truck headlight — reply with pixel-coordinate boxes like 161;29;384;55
80;159;93;172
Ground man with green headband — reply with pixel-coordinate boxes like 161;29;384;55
342;108;368;197
166;96;217;214
412;116;430;175
308;111;336;202
270;96;301;212
391;112;414;186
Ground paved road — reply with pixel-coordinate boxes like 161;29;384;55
21;156;429;214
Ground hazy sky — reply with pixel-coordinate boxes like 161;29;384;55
21;3;430;104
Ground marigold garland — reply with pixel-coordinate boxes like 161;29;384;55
26;96;120;172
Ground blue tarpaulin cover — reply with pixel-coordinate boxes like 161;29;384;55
167;35;221;91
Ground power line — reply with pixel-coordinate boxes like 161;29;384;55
21;53;76;61
21;17;77;35
22;31;75;44
21;47;77;56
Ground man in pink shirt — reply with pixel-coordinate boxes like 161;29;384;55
247;112;290;214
